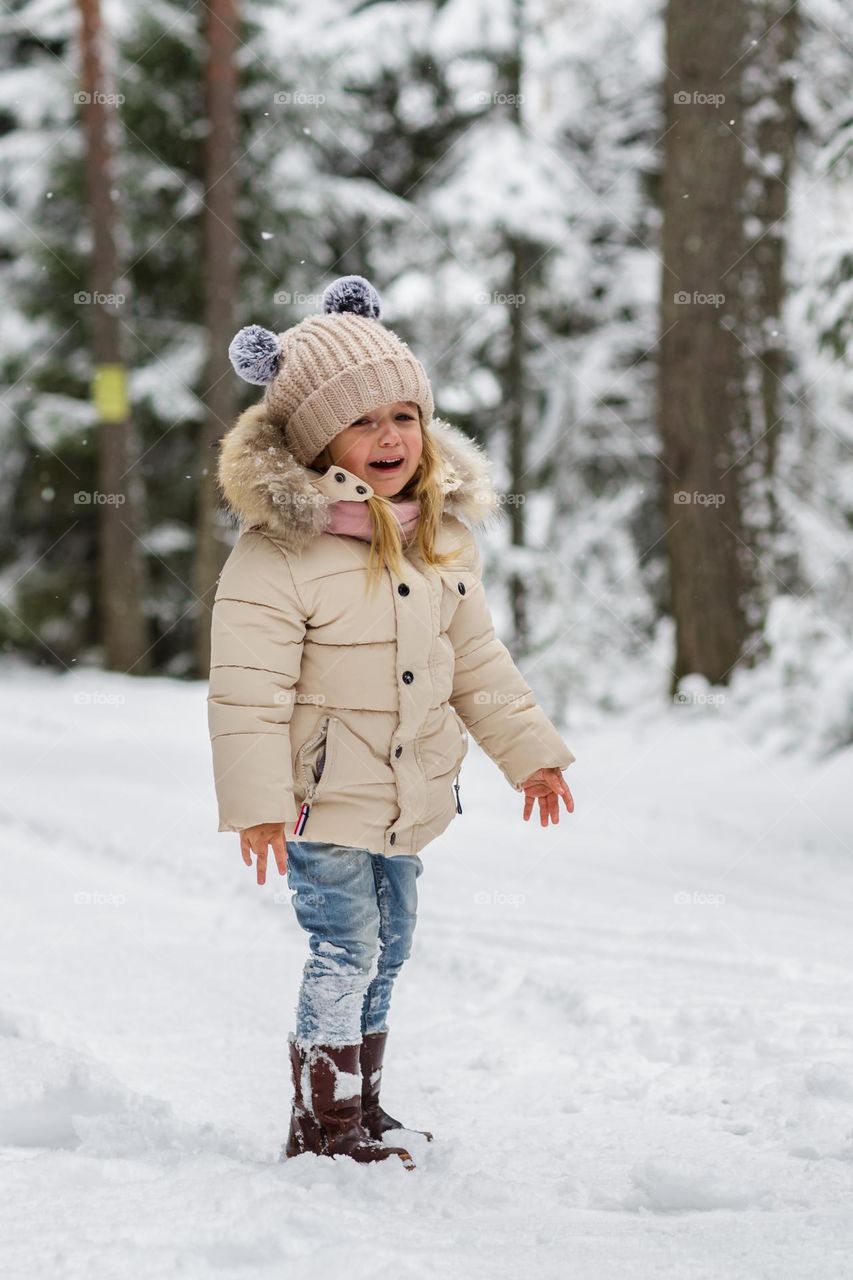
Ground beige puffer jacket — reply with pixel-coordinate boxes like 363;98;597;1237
208;403;576;857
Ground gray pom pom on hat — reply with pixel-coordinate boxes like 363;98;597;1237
228;324;281;385
322;274;382;319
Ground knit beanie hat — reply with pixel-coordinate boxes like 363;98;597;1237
227;275;435;467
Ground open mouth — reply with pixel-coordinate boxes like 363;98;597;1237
368;456;405;472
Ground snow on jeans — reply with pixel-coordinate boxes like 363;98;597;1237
285;840;423;1045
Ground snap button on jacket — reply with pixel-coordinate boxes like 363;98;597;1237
208;405;576;857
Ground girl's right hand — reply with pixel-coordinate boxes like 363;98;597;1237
239;822;288;886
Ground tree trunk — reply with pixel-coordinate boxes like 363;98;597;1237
658;0;796;691
193;0;240;677
502;0;530;654
77;0;149;672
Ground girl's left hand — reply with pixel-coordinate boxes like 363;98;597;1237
519;767;574;826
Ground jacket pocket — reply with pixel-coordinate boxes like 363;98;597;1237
450;706;469;769
416;705;469;781
295;714;340;803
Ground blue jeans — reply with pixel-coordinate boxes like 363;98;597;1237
285;840;424;1046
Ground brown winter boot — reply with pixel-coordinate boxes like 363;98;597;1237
360;1029;434;1143
282;1034;325;1159
305;1041;416;1169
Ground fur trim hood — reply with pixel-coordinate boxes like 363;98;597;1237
216;403;502;556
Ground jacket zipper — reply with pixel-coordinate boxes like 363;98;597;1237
294;716;332;837
453;712;467;815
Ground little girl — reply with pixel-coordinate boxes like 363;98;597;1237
208;275;576;1171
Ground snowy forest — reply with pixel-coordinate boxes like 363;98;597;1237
1;0;852;1276
1;0;850;745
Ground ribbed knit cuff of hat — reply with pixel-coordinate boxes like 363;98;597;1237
279;355;434;467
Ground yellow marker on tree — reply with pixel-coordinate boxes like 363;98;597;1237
93;363;128;423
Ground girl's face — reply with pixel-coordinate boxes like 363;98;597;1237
325;400;423;497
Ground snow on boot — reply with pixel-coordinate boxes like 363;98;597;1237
281;1033;325;1159
360;1029;434;1143
307;1041;416;1169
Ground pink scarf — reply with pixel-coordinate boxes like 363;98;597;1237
326;497;421;545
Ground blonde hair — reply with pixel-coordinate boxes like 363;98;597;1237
310;409;463;591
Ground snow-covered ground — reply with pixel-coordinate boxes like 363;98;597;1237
0;660;851;1279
